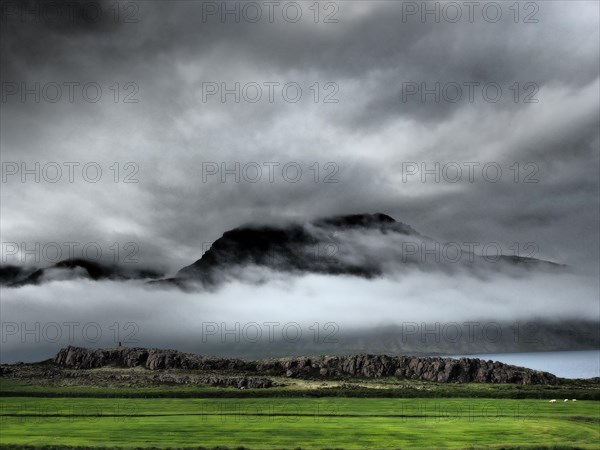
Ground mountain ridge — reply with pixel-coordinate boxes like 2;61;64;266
1;213;562;289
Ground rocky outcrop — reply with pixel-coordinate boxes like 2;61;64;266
54;346;558;385
269;354;557;384
54;346;250;371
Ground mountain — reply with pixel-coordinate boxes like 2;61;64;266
1;213;561;289
170;212;560;288
0;258;162;287
176;213;412;283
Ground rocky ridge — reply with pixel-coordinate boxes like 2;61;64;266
55;346;558;385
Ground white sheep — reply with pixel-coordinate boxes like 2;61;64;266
564;399;569;402
572;399;577;402
549;399;556;403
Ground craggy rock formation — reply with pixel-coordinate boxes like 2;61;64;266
55;346;250;371
262;354;557;384
55;346;558;385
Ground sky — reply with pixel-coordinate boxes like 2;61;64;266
1;0;598;273
0;1;598;362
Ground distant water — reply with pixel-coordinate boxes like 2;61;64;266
449;350;600;379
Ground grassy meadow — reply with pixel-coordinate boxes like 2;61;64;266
1;378;598;449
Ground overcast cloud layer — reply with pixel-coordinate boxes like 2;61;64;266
0;1;599;362
1;0;598;272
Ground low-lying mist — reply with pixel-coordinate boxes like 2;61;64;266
2;264;598;363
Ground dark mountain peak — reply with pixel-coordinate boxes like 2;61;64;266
314;212;396;228
177;223;320;281
313;213;417;236
170;212;562;289
175;213;417;283
221;223;310;243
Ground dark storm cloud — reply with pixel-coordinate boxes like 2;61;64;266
0;0;121;80
1;0;598;277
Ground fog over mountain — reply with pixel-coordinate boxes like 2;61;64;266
1;213;564;289
1;214;598;363
0;2;598;364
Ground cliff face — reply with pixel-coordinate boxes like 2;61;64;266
54;346;558;385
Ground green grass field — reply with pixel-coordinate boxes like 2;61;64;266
1;396;599;449
1;374;598;449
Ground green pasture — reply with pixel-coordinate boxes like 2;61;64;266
1;397;598;449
